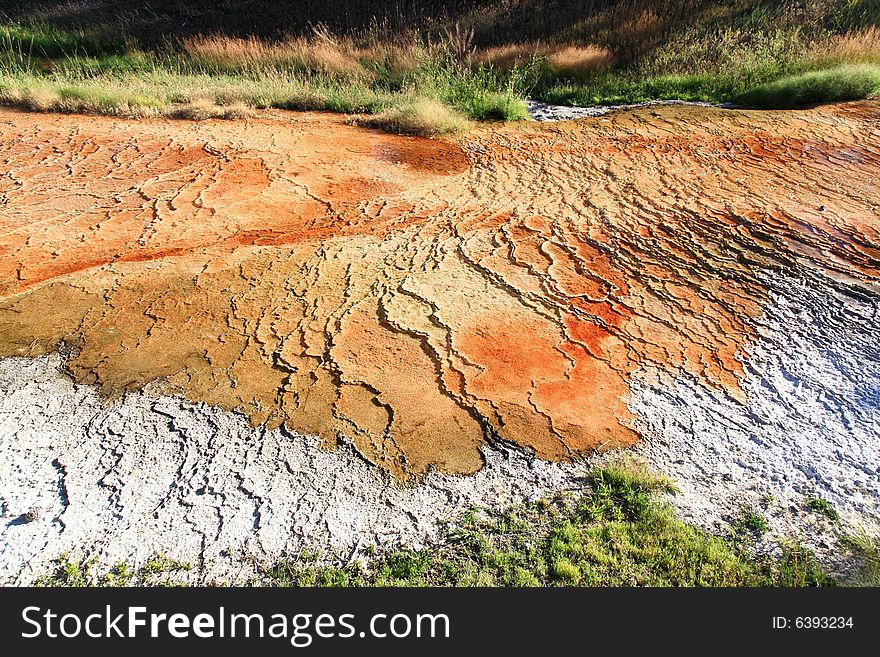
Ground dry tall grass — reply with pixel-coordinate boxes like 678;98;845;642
616;8;663;44
475;43;612;76
183;30;366;78
2;1;878;130
823;27;880;64
546;45;614;77
473;43;538;70
182;28;429;83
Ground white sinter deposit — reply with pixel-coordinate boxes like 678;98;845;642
627;274;880;554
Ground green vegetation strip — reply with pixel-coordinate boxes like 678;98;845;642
35;462;880;587
36;553;193;588
2;2;879;134
265;464;835;587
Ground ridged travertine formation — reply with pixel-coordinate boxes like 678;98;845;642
1;104;878;478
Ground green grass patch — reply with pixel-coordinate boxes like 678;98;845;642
57;85;164;112
36;552;192;587
1;21;124;63
538;63;880;110
734;507;770;537
0;77;166;115
736;64;880;108
805;496;840;522
414;58;531;121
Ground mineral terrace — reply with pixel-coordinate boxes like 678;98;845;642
0;103;878;582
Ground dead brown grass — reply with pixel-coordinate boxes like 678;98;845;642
474;43;539;70
596;6;666;61
181;29;428;84
618;8;662;40
547;45;613;76
350;42;423;81
824;27;880;64
183;30;367;79
474;42;612;76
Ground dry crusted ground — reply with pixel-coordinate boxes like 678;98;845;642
0;103;878;581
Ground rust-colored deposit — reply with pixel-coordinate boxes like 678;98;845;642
1;104;879;477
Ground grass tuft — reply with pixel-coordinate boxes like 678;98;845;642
36;552;191;587
841;530;880;586
357;98;471;136
168;97;254;121
805;496;840;522
734;506;770;537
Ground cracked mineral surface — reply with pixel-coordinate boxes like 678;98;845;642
0;103;879;580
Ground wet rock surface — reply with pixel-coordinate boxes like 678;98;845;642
525;99;727;121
